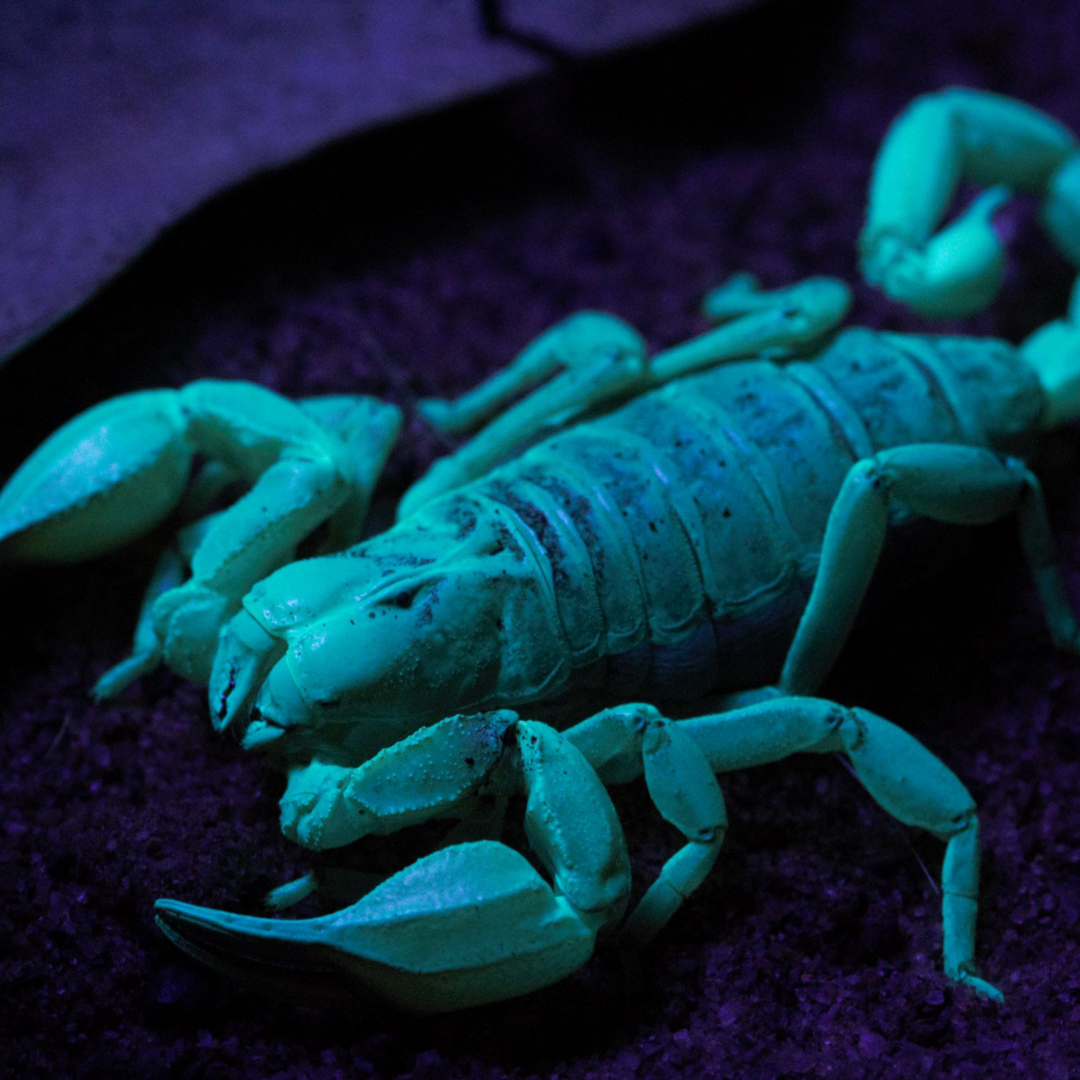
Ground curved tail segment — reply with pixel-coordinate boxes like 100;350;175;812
1020;276;1080;429
861;88;1080;318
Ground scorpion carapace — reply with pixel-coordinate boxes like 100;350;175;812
7;87;1080;1012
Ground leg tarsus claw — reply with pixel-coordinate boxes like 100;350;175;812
954;968;1005;1003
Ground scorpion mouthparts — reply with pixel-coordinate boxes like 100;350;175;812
210;610;286;736
225;704;260;746
225;659;314;751
239;712;290;751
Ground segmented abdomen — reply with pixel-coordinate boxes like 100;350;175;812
473;327;1042;699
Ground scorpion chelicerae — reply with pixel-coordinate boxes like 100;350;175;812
4;88;1080;1012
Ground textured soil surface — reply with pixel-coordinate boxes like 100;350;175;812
3;0;1080;1077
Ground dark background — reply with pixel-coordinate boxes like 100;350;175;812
0;0;748;360
3;0;1080;1076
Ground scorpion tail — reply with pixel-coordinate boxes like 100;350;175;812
861;88;1079;318
154;840;597;1014
1021;274;1080;429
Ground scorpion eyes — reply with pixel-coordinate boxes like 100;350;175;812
381;583;426;610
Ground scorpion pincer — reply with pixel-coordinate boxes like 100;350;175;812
5;88;1080;1012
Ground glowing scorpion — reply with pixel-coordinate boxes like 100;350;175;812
4;89;1080;1012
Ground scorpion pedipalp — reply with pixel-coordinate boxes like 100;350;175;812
157;712;632;1013
0;389;196;563
0;381;402;692
159;690;1008;1009
155;841;599;1014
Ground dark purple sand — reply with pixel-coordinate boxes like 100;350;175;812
3;0;1080;1076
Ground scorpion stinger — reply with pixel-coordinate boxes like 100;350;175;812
861;87;1080;317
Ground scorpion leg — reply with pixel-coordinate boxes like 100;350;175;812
417;312;645;436
780;443;1080;696
649;273;851;382
677;697;1000;1001
91;546;186;699
143;455;349;683
861;88;1079;317
156;711;632;1011
561;704;728;950
94;455;253;697
149;388;402;685
400;313;649;517
564;696;1001;999
402;275;852;517
264;867;390;914
94;502;233;698
296;395;403;549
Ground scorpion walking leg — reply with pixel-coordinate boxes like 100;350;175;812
677;697;1001;1000
417;312;647;437
780;443;1080;696
648;273;851;382
147;456;350;683
91;546;186;699
402;274;852;516
94;473;237;698
400;312;649;517
567;697;1001;1000
295;395;403;549
561;704;728;950
154;391;402;684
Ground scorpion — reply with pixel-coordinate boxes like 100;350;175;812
4;88;1080;1013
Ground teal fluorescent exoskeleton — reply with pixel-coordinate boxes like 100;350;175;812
8;88;1080;1012
0;383;401;694
861;87;1080;317
212;494;572;758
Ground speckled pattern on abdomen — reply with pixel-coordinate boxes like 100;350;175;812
473;328;1045;699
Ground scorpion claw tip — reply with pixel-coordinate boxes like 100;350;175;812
155;843;600;1014
153;898;364;1007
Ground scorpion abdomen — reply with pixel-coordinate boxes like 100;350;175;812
469;327;1044;703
